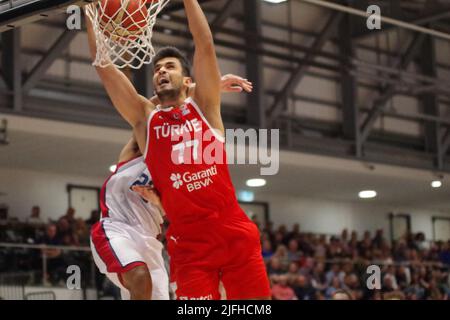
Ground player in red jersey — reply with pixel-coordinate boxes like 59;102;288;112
89;0;271;300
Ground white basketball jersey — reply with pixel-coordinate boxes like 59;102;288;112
100;156;164;237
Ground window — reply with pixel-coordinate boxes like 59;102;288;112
67;185;100;220
389;213;411;242
432;217;450;242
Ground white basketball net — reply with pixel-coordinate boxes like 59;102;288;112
86;0;170;69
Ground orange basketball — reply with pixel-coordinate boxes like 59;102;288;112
99;0;152;40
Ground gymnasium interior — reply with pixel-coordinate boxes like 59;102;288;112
0;0;449;300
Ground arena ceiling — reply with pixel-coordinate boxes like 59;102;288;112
1;0;450;177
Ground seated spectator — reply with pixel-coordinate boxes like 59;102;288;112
57;218;71;240
61;207;76;228
340;229;352;255
287;239;301;264
278;225;293;246
424;278;447;300
260;225;450;300
273;245;290;270
286;262;300;285
56;217;78;246
380;246;394;265
314;235;327;259
385;264;399;284
327;236;344;259
350;230;358;243
358;231;373;257
267;257;285;275
37;224;65;285
396;266;411;290
310;262;327;292
271;275;297;300
343;273;361;298
405;272;425;300
262;239;274;261
383;290;406;300
272;231;284;249
408;248;422;265
74;218;90;246
341;259;355;279
38;224;61;249
299;256;315;275
373;229;385;249
298;233;314;256
293;275;316;300
341;229;349;245
315;291;326;300
370;291;383;300
262;221;275;244
277;225;287;238
439;241;450;266
85;209;100;227
418;265;430;290
405;232;416;250
331;289;353;300
393;239;408;262
382;272;398;293
352;289;365;300
325;263;341;285
414;232;429;252
285;223;300;244
405;290;419;300
26;206;44;225
325;276;342;299
22;206;45;243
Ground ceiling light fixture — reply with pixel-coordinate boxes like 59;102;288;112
431;180;442;188
246;178;267;187
358;190;377;199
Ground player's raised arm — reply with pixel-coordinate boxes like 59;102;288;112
86;16;151;132
149;74;253;105
183;0;222;130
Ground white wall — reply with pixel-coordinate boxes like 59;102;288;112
1;166;449;241
0;168;103;222
257;193;450;241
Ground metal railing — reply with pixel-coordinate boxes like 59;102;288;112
0;242;96;292
0;0;35;11
1;241;448;300
0;272;26;299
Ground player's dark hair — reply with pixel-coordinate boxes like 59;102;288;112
153;46;191;77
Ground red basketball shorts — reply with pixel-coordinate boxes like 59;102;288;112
167;213;271;300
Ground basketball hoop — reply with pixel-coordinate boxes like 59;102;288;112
86;0;170;69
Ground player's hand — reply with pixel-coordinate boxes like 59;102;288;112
131;185;162;207
221;74;253;93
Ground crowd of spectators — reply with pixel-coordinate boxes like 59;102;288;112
0;206;97;246
1;206;450;300
0;206;99;287
254;220;450;300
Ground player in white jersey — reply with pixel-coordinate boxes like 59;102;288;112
90;137;169;300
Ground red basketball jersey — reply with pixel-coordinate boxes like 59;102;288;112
144;97;240;226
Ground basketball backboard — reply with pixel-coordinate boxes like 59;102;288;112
0;0;93;33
